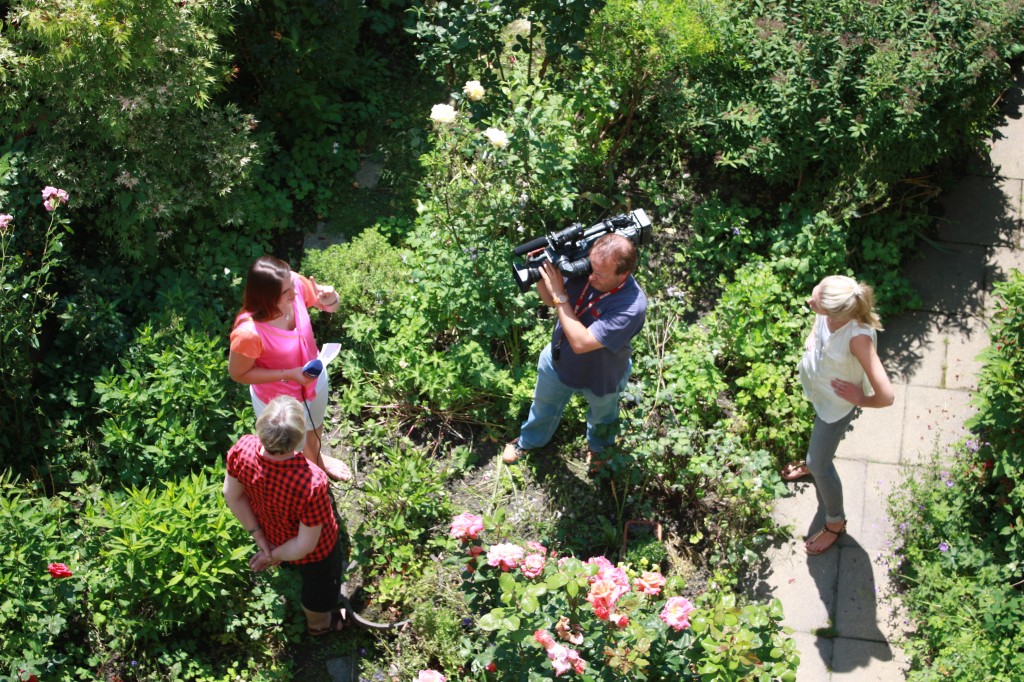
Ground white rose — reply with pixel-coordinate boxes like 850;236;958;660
484;127;509;148
429;103;457;124
463;80;485;101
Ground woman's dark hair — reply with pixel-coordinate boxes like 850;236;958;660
243;256;291;322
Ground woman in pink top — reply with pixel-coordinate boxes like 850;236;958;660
229;256;351;481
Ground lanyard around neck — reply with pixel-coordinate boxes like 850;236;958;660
574;280;625;319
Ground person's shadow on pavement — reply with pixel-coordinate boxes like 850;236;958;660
805;499;895;673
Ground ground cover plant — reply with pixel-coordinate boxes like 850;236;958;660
2;0;1024;679
887;271;1024;680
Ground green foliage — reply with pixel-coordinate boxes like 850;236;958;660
680;0;1019;212
451;518;799;680
888;271;1024;680
0;178;73;473
93;317;248;488
407;0;602;84
80;470;252;646
301;227;412;335
708;263;812;455
2;0;262;261
0;470;293;681
0;473;89;679
353;446;454;608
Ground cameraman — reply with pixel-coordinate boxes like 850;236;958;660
502;233;647;471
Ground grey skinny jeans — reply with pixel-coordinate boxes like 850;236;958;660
806;409;857;524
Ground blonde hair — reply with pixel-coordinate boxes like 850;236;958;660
818;275;883;330
256;396;306;455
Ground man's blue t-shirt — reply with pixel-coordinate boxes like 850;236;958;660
551;274;647;396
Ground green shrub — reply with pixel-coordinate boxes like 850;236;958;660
0;474;90;680
353;445;454;609
93;317;248;488
301;227;412;336
447;514;799;680
680;0;1019;212
888;270;1024;680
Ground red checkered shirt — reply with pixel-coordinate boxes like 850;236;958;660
226;434;337;565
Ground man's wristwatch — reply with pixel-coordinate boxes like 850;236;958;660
551;293;568;307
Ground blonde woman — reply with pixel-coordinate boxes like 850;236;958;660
781;276;895;555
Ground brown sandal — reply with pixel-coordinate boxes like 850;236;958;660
781;460;811;482
307;607;347;636
804;521;846;556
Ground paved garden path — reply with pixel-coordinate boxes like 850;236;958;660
751;69;1024;680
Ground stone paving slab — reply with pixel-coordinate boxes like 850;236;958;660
987;242;1024;287
879;312;987;391
791;631;834;681
899;386;974;465
760;538;838;634
830;637;907;680
834;385;907;465
936;175;1021;245
834;542;907;642
902;241;988;315
858;462;904;552
987;112;1024;180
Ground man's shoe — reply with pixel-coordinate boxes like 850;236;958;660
502;439;528;464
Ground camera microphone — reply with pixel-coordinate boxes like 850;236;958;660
513;235;549;257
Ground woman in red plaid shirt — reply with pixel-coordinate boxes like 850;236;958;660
223;396;347;635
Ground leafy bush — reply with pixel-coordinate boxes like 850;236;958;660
888;270;1024;680
353;445;455;608
1;469;294;681
93;317;248;488
0;474;90;679
2;0;262;262
302;227;412;335
679;0;1020;212
447;513;799;680
0;180;73;473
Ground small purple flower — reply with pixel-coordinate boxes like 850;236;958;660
945;479;954;488
939;542;949;553
732;227;742;236
965;439;980;453
41;186;69;212
0;213;12;232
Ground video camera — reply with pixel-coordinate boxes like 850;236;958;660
511;208;653;293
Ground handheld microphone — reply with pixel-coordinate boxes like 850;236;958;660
302;359;323;378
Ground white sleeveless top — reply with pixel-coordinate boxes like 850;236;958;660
798;315;876;423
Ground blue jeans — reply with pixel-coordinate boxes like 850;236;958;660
518;344;630;453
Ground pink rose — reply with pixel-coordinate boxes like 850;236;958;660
546;644;585;676
547;644;571;675
633;570;666;595
0;214;12;232
527;541;547;553
520;553;546;579
534;629;556;649
47;562;72;579
586;556;613;570
450;513;484;541
660;596;696;631
487;543;524;571
417;671;446;682
586;578;619;620
610;612;629;628
41;186;69;212
555;616;584;645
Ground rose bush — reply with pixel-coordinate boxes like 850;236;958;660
450;514;800;680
